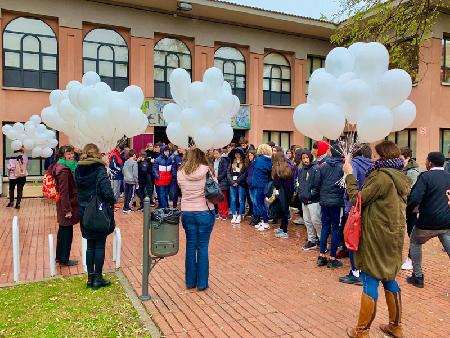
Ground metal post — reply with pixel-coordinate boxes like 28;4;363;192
12;216;20;282
140;197;151;301
48;234;56;277
115;228;121;269
82;237;87;272
112;229;117;262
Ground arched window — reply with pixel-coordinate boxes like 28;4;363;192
83;28;128;91
154;38;192;99
214;47;246;103
3;17;58;89
263;53;291;106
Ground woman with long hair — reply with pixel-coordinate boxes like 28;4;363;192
246;149;257;224
177;148;216;291
227;148;247;224
6;147;28;209
272;152;296;238
75;144;116;289
345;141;411;338
49;145;80;266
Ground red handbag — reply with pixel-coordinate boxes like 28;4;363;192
344;192;362;251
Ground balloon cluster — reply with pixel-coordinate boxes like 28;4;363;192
2;115;58;158
294;42;416;143
41;72;148;152
163;67;241;151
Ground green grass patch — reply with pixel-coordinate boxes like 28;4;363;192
0;274;150;337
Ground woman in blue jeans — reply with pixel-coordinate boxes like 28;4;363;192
177;148;216;291
227;148;247;224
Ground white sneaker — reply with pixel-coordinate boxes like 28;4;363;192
231;215;237;224
235;215;242;224
257;223;270;231
401;257;413;270
255;221;263;229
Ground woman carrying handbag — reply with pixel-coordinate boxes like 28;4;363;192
75;144;116;289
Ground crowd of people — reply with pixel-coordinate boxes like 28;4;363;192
4;134;450;337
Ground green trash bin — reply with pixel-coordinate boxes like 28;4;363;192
150;208;181;257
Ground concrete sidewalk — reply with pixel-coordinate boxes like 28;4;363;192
1;198;448;337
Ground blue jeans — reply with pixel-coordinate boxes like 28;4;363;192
156;185;169;209
320;206;342;257
230;185;246;215
251;187;268;222
349;250;356;271
360;271;400;301
182;211;215;289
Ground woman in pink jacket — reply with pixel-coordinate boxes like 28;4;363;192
177;148;216;291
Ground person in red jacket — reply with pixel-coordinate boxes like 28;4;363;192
49;145;80;266
153;145;173;208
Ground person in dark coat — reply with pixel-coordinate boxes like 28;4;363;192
137;150;151;211
75;143;116;289
171;147;184;208
317;143;345;268
252;144;273;231
213;148;230;220
246;149;257;223
227;148;247;224
48;145;80;267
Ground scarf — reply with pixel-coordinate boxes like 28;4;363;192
58;159;77;173
366;157;404;176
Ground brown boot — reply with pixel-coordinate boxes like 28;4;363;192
380;290;403;338
347;293;377;337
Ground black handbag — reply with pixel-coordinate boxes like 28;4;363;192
83;179;114;234
204;170;224;204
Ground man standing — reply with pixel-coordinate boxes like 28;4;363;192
406;152;450;288
153;145;172;209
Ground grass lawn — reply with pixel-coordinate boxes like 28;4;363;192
0;274;150;337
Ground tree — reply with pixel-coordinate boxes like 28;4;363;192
331;0;444;81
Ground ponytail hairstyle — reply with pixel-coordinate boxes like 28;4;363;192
80;143;102;160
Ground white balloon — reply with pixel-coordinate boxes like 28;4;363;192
94;81;112;94
11;139;23;151
180;108;202;136
193;126;215;151
23;138;35;151
169;68;191;90
340;79;373;124
82;71;101;86
230;95;241;117
201;99;223;124
337;72;357;85
162;103;182;123
307;71;339;105
36;124;47;134
222;81;232;94
188;81;206;108
48;138;59;148
32;146;43;158
41;107;58;128
357;105;394;143
325;47;355;77
213;123;233;148
41;147;53;158
171;87;190;108
68;82;83;109
6;129;19;140
13;122;24;133
166;122;189;148
124;85;144;108
36;133;49;146
354;42;389;81
316;103;346;140
66;80;81;91
110;98;130;125
78;86;97;111
373;69;412;108
218;92;235;116
392;100;416;132
293;103;322;140
2;124;12;135
29;115;41;125
348;42;366;59
49;89;65;106
58;99;77;122
24;121;36;134
87;108;109;133
309;68;326;82
203;67;224;89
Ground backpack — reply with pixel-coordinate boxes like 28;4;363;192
13;159;28;178
42;172;60;201
83;179;114;234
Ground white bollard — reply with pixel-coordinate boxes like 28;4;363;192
12;216;20;282
48;234;56;277
115;228;121;269
112;230;117;262
82;237;87;272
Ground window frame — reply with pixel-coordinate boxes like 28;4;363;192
442;35;450;83
263;130;291;149
82;28;129;91
154;37;192;99
263;52;291;106
306;55;325;93
2;16;58;90
385;128;417;158
214;46;246;104
440;128;450;155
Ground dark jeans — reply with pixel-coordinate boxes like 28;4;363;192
137;180;147;207
156;185;169;209
349;250;356;271
320;206;342;257
181;211;215;289
146;176;155;203
173;180;181;208
56;225;74;263
86;236;107;274
245;187;253;215
361;271;400;301
251;187;268;222
123;183;136;211
9;177;26;205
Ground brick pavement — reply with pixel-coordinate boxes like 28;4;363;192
0;198;449;337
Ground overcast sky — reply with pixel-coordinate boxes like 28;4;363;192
225;0;342;20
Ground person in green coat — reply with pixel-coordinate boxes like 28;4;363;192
344;141;411;338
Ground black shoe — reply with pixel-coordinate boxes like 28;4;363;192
303;241;318;251
407;274;424;288
87;273;95;288
59;259;78;266
250;217;260;226
92;273;111;289
317;256;328;267
14;204;20;209
197;286;208;291
339;273;362;285
6;202;13;208
327;259;343;269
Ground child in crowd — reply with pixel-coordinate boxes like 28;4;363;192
213;148;230;220
153;145;172;208
228;148;247;224
246;149;257;223
122;149;138;213
137;150;151;211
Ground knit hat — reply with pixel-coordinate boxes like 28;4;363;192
317;141;330;157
